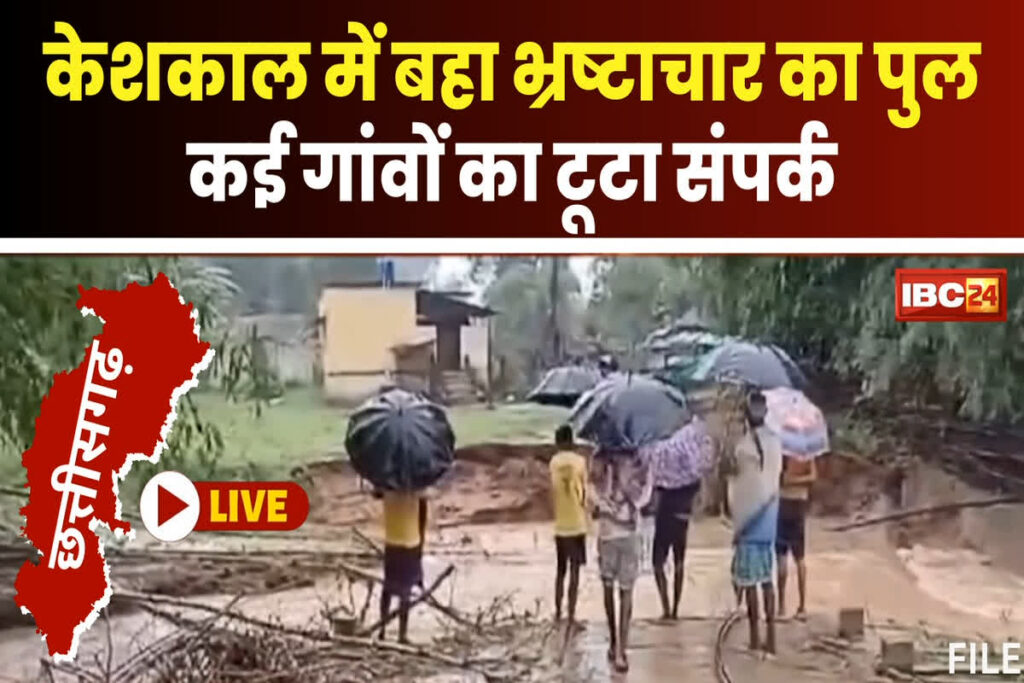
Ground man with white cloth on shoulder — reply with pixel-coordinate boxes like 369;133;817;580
725;389;783;655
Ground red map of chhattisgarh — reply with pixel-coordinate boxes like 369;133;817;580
14;274;212;660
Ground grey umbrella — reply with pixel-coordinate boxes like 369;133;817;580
527;366;603;407
569;374;690;452
690;341;806;389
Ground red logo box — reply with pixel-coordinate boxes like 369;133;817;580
895;269;1007;322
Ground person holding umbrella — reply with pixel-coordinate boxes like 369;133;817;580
776;457;816;619
592;449;653;673
345;388;456;644
569;373;686;672
642;414;716;620
763;387;830;620
376;488;427;642
725;390;783;655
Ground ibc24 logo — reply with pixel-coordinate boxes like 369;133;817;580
895;269;1007;322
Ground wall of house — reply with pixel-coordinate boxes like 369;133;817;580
268;342;316;385
318;286;420;403
461;317;490;380
393;342;433;395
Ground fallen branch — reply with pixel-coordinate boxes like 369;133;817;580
352;528;382;555
115;589;468;668
345;535;479;631
357;564;455;637
828;496;1022;532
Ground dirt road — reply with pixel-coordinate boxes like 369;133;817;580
424;519;1024;682
2;446;1023;681
3;514;1020;682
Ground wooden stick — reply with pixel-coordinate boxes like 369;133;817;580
357;564;455;637
340;546;478;631
115;589;468;668
352;528;383;556
828;496;1022;532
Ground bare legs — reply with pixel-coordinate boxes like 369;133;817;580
618;588;633;671
602;583;633;672
742;584;776;654
777;553;807;618
555;552;567;621
567;563;581;624
763;583;776;654
555;554;581;624
672;561;684;618
654;564;671;618
744;586;759;650
378;591;411;643
602;583;617;661
795;558;807;617
654;555;686;619
777;552;788;616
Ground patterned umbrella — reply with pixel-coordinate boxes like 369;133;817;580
640;417;716;489
570;374;689;452
763;387;829;460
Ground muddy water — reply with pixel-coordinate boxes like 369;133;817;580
2;517;1022;682
429;520;1024;681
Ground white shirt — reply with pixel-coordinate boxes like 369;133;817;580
727;424;782;537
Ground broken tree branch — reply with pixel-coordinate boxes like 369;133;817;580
357;564;455;637
115;589;468;668
828;496;1022;532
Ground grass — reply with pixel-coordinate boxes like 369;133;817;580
0;388;567;484
0;387;569;525
189;387;346;478
170;388;569;479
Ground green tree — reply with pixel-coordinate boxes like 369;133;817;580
0;257;273;483
586;257;703;362
686;256;1024;422
481;258;582;394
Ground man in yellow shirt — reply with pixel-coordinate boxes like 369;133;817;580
549;424;588;625
379;489;427;643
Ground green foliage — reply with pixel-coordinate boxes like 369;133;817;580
581;255;1024;424
0;257;276;487
481;258;582;394
208;257;379;314
830;414;881;457
585;257;701;359
0;257;117;449
687;256;1024;423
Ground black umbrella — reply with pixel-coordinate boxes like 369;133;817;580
691;340;807;389
344;389;455;492
527;366;603;408
569;374;689;452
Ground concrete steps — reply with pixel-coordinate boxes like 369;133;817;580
439;370;479;405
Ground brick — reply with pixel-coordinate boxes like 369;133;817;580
838;607;865;640
881;639;915;672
